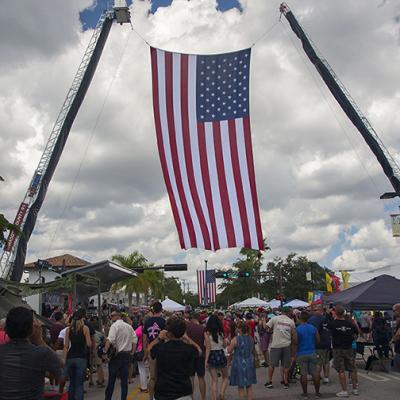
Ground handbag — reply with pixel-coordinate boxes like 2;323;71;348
134;350;145;362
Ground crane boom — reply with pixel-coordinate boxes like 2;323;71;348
280;3;400;199
0;3;131;281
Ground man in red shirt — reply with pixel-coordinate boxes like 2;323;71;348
218;312;231;340
245;313;256;339
0;318;9;344
186;312;206;400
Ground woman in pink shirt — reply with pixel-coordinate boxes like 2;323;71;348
0;318;9;344
135;319;149;392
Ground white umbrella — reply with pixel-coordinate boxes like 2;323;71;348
267;299;282;309
161;298;185;312
284;299;309;308
235;297;270;308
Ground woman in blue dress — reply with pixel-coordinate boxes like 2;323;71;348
228;321;257;400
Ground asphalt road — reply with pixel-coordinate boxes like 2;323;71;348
84;361;400;400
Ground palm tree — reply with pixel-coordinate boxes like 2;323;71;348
111;251;149;307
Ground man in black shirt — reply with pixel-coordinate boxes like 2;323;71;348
328;305;359;397
144;301;166;400
0;307;62;400
150;316;197;400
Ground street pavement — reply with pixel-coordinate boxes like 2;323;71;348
85;361;400;400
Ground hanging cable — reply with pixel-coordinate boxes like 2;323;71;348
45;29;133;257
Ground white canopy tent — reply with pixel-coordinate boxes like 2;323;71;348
267;299;282;309
233;297;270;308
161;298;185;312
284;299;309;308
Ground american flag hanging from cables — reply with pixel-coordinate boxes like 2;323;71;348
197;269;217;304
150;47;263;251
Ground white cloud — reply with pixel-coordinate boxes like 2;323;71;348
2;0;400;285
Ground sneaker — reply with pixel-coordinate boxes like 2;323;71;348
323;377;329;384
352;389;359;396
284;383;289;389
315;393;322;398
301;394;308;399
336;391;349;398
264;382;273;388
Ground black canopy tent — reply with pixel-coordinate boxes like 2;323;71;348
325;274;400;311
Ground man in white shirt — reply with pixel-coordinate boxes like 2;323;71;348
104;311;137;400
265;307;297;389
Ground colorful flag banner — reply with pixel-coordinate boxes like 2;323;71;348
331;274;341;292
311;291;324;305
325;272;333;292
197;269;217;304
341;270;350;289
307;291;313;304
150;47;263;251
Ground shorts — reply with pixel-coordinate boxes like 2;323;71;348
297;354;317;375
333;348;355;372
191;355;205;377
207;350;227;369
361;327;370;334
316;349;331;365
269;346;291;369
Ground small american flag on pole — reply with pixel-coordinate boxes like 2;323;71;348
197;269;217;304
150;47;263;251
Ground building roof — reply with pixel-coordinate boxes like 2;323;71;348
24;254;90;270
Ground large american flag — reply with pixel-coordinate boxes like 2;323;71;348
197;269;217;305
150;47;263;251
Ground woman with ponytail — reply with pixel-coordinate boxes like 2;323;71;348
204;314;228;400
64;309;91;400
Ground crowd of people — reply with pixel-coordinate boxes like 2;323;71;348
0;301;399;400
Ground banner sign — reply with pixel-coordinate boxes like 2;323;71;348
391;214;400;237
4;202;28;252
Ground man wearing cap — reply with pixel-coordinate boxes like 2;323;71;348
265;307;297;389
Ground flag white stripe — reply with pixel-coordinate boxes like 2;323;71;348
172;53;204;248
157;49;190;247
187;54;214;247
235;118;258;248
220;120;243;245
205;122;228;248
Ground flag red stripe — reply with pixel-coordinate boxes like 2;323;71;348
198;122;220;250
180;54;212;249
243;116;264;249
213;121;236;247
164;52;197;247
150;48;184;248
228;119;251;248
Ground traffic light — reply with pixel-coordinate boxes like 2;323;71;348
237;271;252;278
214;271;229;278
163;264;188;271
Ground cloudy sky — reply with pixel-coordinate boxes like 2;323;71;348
1;0;400;290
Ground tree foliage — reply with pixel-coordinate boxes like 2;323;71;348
217;251;330;307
